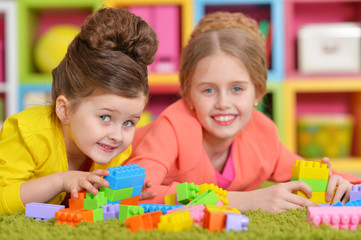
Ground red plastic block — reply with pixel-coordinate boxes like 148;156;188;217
69;191;86;209
125;211;162;232
203;209;226;232
307;206;361;231
55;208;93;227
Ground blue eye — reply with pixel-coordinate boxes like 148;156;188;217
100;115;111;122
203;88;214;94
123;120;134;127
233;86;243;92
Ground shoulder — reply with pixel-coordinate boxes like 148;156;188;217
242;109;279;140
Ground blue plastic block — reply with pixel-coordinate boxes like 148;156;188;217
104;164;146;190
131;184;143;197
345;199;361;206
331;201;343;207
139;204;183;214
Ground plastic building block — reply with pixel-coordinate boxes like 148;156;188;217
167;204;206;226
100;186;133;202
69;191;86;210
101;204;119;221
92;208;103;222
176;182;200;204
331;201;344;207
205;204;240;214
292;160;329;180
158;211;193;232
139;204;183;214
83;191;107;210
164;193;176;205
293;190;331;204
203;209;226;232
345;199;361;206
25;202;65;221
104;164;146;190
118;205;144;222
188;190;220;205
307;206;361;231
131;184;143;197
119;196;140;206
350;184;361;201
125;210;162;232
55;208;93;226
291;177;328;192
199;183;229;205
225;213;249;232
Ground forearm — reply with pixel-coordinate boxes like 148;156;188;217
20;172;64;205
227;190;256;212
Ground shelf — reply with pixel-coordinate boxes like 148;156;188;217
194;0;284;81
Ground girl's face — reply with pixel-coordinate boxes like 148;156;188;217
188;52;259;144
64;91;146;165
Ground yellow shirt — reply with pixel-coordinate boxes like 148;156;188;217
0;106;131;214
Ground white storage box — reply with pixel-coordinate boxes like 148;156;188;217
298;22;361;74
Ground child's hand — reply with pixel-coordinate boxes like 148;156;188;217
60;169;110;198
229;181;317;213
139;181;157;200
321;157;352;204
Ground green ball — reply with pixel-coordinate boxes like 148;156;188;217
34;25;80;73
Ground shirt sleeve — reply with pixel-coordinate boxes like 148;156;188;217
125;117;180;204
0;117;36;214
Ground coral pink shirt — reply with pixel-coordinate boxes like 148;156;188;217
215;144;235;189
126;99;361;204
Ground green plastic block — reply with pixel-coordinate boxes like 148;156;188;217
188;190;219;205
291;177;328;192
92;208;103;222
84;191;107;210
176;182;200;204
100;186;133;201
118;205;144;222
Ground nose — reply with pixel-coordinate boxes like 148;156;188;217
108;124;123;143
215;91;231;110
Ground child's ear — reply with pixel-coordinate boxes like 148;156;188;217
56;95;70;124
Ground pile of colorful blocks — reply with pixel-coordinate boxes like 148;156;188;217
25;164;249;232
291;160;361;231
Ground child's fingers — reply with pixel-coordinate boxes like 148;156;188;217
79;178;99;195
143;181;152;190
139;191;157;200
321;157;332;175
86;174;109;188
92;169;110;177
288;180;313;198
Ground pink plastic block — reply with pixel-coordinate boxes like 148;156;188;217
152;5;180;72
307;206;361;231
25;202;65;221
350;184;361;201
167;204;206;226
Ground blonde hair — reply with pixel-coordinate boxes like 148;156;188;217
179;12;267;103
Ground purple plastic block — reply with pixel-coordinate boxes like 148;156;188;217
25;202;65;220
101;204;120;221
104;164;146;190
350;184;361;201
225;213;249;232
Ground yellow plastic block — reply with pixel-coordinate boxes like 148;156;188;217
164;193;176;205
205;204;240;214
294;191;332;204
199;183;229;205
291;160;329;180
157;211;193;232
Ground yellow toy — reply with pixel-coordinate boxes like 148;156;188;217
34;25;80;73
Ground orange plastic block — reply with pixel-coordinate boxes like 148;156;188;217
69;191;86;210
125;211;162;232
55;208;93;226
292;160;329;180
203;209;226;232
120;196;140;206
158;211;193;232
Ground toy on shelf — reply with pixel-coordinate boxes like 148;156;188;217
297;114;354;158
291;159;333;204
34;25;80;73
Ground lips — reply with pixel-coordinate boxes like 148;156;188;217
212;114;237;125
97;143;117;153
